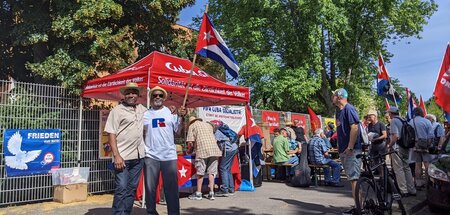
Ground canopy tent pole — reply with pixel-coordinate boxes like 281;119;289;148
77;97;83;168
247;105;254;187
142;67;152;208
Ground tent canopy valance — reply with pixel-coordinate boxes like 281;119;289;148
81;51;250;107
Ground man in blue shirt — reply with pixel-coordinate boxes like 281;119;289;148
409;107;434;187
333;88;362;214
308;128;343;187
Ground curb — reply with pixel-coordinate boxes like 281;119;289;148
407;199;427;215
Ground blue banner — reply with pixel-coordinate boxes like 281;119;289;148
4;129;61;177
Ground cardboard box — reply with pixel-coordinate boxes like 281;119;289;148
53;183;88;204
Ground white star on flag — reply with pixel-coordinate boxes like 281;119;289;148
250;118;256;127
203;31;214;42
179;165;187;178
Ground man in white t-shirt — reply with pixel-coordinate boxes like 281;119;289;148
143;86;185;215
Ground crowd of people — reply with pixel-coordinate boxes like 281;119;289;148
329;88;448;214
104;82;449;215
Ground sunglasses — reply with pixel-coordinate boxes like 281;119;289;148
152;94;164;98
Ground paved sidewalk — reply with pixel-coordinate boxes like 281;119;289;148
1;181;353;215
0;181;428;215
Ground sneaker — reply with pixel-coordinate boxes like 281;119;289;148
215;191;230;197
228;191;235;196
188;192;202;200
342;207;355;215
206;192;215;200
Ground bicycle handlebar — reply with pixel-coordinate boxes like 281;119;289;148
356;150;397;161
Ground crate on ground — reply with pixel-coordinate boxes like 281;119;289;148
51;167;90;185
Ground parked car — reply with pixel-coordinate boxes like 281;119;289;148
427;155;450;212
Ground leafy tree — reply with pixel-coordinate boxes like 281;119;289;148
1;0;195;93
425;96;446;123
207;0;437;116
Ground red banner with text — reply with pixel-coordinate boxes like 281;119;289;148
261;110;280;133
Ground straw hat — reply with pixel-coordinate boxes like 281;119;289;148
285;121;293;126
119;82;143;95
149;86;168;99
367;110;378;117
188;116;202;126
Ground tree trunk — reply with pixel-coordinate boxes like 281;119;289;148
319;27;334;116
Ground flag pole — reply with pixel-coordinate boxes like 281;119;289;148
182;4;209;108
182;55;197;108
392;89;398;107
247;104;254;187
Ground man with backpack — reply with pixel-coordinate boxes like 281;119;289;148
210;120;238;197
386;107;416;197
409;108;434;187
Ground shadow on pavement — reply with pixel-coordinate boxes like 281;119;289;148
85;208;147;215
180;206;272;215
285;181;353;199
269;197;346;215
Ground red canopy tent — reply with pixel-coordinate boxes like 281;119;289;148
81;51;250;107
79;51;250;203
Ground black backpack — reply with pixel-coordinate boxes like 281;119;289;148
290;143;311;187
395;117;416;149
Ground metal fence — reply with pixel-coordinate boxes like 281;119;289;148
0;80;115;206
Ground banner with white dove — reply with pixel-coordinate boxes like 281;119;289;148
4;129;61;177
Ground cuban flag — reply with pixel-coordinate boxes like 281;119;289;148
377;54;401;104
195;13;240;79
244;105;263;144
243;104;264;177
406;92;417;121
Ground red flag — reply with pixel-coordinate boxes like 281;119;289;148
177;156;196;187
384;98;391;111
419;95;427;116
307;106;321;133
434;44;450;113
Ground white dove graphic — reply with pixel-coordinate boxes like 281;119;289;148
5;131;42;170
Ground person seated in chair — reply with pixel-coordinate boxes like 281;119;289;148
308;128;343;187
273;128;299;177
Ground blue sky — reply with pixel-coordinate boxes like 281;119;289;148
178;0;449;101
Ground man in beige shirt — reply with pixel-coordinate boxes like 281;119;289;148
186;116;222;201
104;82;147;215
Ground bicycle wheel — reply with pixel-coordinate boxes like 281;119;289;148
355;177;382;215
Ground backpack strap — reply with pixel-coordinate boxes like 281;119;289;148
434;124;440;138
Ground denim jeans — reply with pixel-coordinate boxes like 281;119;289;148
322;158;341;184
220;149;238;193
112;159;144;215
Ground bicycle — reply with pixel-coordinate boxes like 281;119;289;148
355;150;407;215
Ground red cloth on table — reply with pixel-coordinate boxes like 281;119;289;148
135;155;241;201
